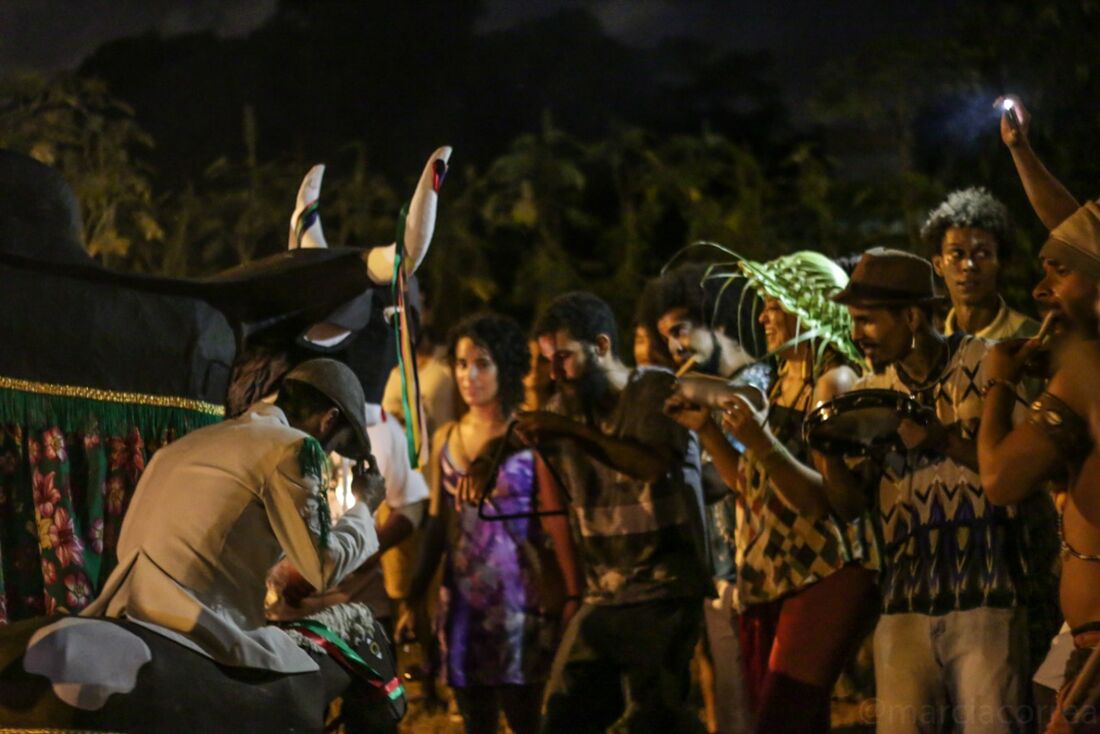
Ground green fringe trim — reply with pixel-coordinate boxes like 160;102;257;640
297;436;333;549
0;384;222;438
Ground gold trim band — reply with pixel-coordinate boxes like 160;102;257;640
0;376;225;417
0;730;124;733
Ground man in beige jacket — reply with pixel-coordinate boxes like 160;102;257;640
83;358;380;674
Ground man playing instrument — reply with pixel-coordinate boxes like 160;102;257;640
645;263;763;734
979;97;1100;734
817;248;1037;733
522;291;712;734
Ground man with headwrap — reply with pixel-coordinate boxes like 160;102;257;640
980;98;1100;733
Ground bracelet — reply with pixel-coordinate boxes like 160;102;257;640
981;378;1017;397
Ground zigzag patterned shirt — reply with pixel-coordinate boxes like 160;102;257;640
855;334;1030;616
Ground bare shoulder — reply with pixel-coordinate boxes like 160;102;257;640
814;364;860;404
432;421;458;448
1051;337;1100;414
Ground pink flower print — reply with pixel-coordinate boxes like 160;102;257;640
128;432;146;479
43;428;67;463
41;557;57;586
64;574;91;608
43;594;56;615
89;517;104;554
27;437;41;466
108;438;126;470
83;432;102;451
48;508;84;568
32;470;60;518
106;476;126;515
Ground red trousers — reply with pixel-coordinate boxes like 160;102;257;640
737;564;878;734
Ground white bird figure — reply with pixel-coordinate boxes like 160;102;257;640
290;146;451;348
288;164;327;250
287;146;452;285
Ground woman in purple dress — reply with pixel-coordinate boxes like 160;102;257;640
404;313;581;734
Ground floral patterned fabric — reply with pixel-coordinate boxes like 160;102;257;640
435;445;559;688
0;388;219;624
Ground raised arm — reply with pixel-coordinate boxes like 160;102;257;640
997;96;1080;230
713;368;859;520
515;410;675;483
663;391;743;495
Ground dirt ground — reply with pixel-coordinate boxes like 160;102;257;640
392;645;875;733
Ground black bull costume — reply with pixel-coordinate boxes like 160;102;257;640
0;147;450;730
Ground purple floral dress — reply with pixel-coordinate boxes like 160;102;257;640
436;445;559;688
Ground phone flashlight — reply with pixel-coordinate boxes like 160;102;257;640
1002;98;1021;134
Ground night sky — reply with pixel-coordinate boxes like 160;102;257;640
1;0;957;116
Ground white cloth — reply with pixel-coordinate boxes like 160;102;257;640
24;618;152;710
1033;622;1074;691
703;582;753;734
82;403;378;673
367;404;430;510
366;406;428;613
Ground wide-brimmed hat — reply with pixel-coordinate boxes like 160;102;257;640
832;247;945;306
1041;200;1100;281
283;358;371;459
737;250;863;367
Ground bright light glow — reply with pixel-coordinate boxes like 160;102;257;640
1002;98;1016;111
330;453;355;518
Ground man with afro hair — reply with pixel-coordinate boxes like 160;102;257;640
922;187;1039;340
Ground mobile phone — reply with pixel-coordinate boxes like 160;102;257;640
1002;99;1021;134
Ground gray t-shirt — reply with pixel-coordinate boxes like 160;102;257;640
546;367;712;605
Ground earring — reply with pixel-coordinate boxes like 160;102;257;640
910;331;917;351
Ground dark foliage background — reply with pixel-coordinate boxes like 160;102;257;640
3;0;1099;332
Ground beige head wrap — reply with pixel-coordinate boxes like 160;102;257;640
1041;201;1100;281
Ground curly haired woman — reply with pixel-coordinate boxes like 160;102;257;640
403;313;581;734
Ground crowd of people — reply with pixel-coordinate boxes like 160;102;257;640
3;97;1099;734
267;98;1092;734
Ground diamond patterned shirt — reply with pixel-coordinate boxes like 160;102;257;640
855;334;1032;615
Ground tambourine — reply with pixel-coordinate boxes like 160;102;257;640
803;388;924;456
